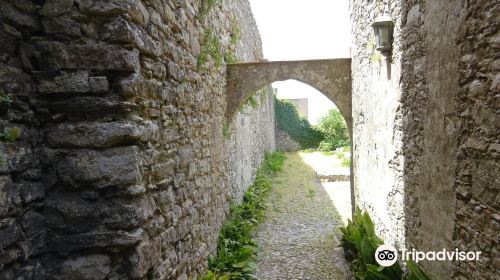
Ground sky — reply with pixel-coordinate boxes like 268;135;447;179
249;0;351;124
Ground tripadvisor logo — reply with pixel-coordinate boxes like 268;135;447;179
375;244;398;267
375;244;482;267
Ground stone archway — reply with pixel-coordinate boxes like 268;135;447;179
225;58;354;212
225;58;352;136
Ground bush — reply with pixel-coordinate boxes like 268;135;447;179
201;152;286;280
317;109;349;151
274;97;324;149
340;209;434;280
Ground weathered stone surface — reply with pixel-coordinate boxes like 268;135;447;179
35;41;140;72
77;0;149;25
0;0;275;279
57;146;141;189
89;76;109;93
0;219;21;250
60;254;112;280
47;228;144;251
102;17;162;57
42;17;81;36
0;0;40;30
46;121;157;148
36;71;90;94
127;238;161;278
40;0;74;17
275;128;300;152
0;176;11;217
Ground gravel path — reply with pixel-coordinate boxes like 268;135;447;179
255;152;351;280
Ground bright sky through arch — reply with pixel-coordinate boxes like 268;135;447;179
249;0;351;124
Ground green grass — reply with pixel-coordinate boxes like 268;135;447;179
201;152;286;280
341;157;351;168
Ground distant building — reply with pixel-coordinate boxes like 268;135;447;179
284;98;308;119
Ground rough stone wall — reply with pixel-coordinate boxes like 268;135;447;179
351;0;498;279
275;128;300;152
227;86;276;201
349;0;406;249
400;0;461;278
452;0;499;278
0;0;274;279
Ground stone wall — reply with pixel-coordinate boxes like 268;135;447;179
275;128;300;152
351;0;498;279
0;0;274;279
349;0;405;249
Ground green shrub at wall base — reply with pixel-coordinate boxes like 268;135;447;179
340;209;434;280
200;152;286;280
274;97;324;149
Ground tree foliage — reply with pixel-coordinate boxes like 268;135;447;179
274;97;324;149
317;108;349;151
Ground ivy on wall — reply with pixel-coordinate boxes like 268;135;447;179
274;97;324;149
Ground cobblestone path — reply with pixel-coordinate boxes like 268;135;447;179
255;152;351;280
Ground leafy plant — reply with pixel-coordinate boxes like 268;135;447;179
340;209;434;280
198;29;223;70
275;97;324;149
230;20;241;46
201;152;286;279
0;127;20;142
317;108;349;151
341;157;351;167
0;91;11;103
199;0;220;19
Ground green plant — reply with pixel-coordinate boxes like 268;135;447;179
371;51;382;63
202;152;286;279
198;30;223;70
341;157;351;167
230;20;241;46
0;127;20;142
317;109;349;151
199;0;220;19
225;51;239;64
275;97;324;149
307;189;316;198
223;123;230;139
340;209;434;280
0;91;11;103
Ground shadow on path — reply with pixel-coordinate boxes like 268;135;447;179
255;152;351;280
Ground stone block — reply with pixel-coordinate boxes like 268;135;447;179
89;76;109;93
40;0;74;17
35;41;140;72
102;196;156;230
60;254;112;280
0;0;40;30
127;238;161;278
46;121;157;148
77;0;149;25
0;176;11;216
102;17;162;57
47;228;144;251
0;218;21;250
42;17;81;36
57;146;141;189
36;71;89;94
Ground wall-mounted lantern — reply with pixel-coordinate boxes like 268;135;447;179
371;5;394;54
